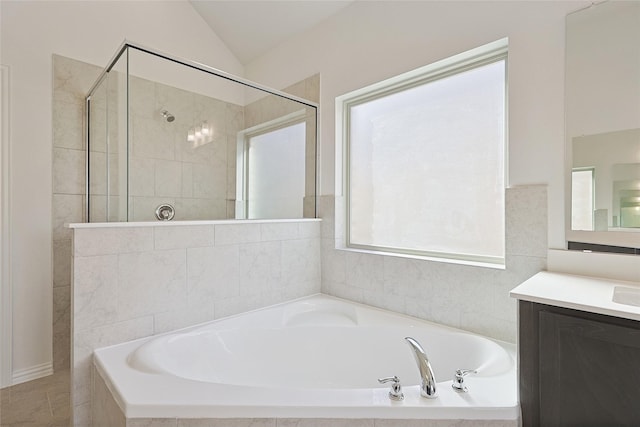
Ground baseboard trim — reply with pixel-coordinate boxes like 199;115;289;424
11;362;54;386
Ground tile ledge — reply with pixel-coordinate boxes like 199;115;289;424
67;218;321;229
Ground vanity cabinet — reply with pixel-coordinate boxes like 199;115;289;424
519;301;640;427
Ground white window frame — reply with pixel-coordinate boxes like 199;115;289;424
336;38;508;266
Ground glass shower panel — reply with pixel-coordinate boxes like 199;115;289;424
87;42;317;222
127;47;246;221
88;51;128;222
88;74;108;222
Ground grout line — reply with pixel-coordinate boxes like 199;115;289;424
46;391;55;418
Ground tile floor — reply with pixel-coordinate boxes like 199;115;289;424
0;370;70;426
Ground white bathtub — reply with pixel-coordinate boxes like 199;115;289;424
93;294;518;421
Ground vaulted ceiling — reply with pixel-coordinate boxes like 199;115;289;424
189;1;353;64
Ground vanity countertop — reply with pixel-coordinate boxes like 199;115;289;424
510;271;640;322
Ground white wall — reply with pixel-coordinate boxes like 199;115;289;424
0;0;242;385
245;0;587;250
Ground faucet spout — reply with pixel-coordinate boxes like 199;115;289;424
405;337;437;398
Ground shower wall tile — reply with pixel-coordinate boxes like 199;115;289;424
132;116;176;161
53;99;84;150
53;239;72;288
53;194;84;241
72;220;321;425
52;285;71;371
52;147;85;195
131;196;177;222
174;198;225;221
53;55;101;105
130;157;156;196
155;160;183;197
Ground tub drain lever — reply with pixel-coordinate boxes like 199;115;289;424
378;376;404;401
452;369;477;393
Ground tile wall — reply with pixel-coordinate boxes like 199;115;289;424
52;55;102;371
52;53;320;372
72;220;322;425
319;185;548;343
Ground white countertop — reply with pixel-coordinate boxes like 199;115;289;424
510;271;640;321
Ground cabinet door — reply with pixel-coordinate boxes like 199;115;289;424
539;311;640;427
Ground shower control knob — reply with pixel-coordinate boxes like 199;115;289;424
155;204;175;221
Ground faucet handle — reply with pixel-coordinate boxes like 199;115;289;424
452;369;477;393
378;376;404;401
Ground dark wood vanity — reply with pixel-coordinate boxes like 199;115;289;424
518;300;640;426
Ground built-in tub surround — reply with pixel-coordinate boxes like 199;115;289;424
91;295;518;425
319;185;549;343
70;219;321;426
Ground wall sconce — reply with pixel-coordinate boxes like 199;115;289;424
187;121;214;148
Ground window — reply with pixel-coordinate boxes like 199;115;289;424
236;111;307;219
571;168;594;231
337;39;508;265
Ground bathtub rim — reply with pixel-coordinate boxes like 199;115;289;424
92;293;519;421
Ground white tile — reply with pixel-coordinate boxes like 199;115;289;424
117;250;187;319
281;239;321;287
321;239;346;285
53;194;83;241
178;419;274;427
187;245;240;304
277;419;373;427
192;163;226;199
154;225;215;250
132;115;176;161
155;160;183;197
182;163;194;197
261;222;300;241
130;157;156;196
73;254;118;331
298;221;321;239
53;99;84;150
131;196;176;222
153;305;215;335
53;148;85;195
239;241;281;295
215;223;261;245
345;251;384;292
174;197;225;221
53;239;71;288
73;227;154;256
53;54;101;104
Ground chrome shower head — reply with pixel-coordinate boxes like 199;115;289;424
161;110;175;122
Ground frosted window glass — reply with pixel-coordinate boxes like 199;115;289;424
571;169;594;231
348;60;506;261
247;122;306;219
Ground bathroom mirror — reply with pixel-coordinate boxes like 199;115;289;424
86;42;318;222
566;1;640;247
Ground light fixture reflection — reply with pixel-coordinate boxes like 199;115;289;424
187;121;214;147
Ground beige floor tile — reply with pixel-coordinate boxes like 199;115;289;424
0;370;70;427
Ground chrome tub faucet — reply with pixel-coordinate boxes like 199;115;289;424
405;336;438;398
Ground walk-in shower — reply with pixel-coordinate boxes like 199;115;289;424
86;41;318;222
